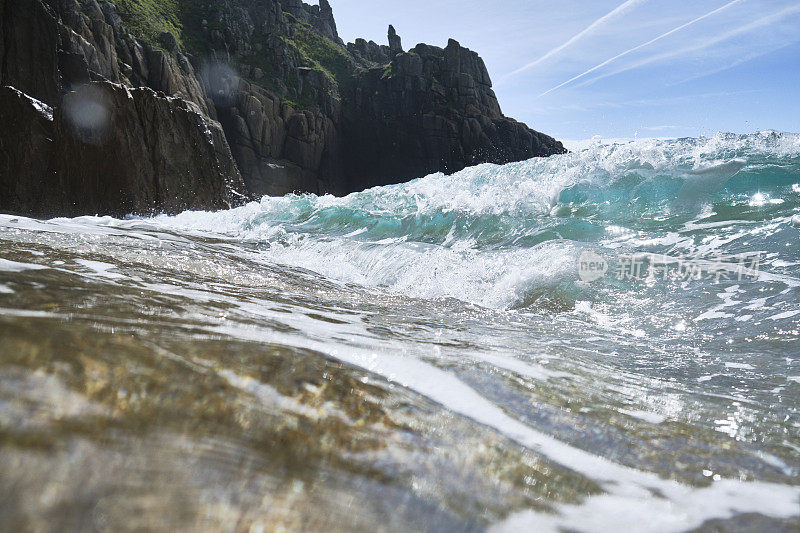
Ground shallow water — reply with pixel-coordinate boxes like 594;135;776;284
1;132;799;531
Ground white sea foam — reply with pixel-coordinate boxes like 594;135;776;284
492;479;799;533
768;309;800;321
0;258;48;272
75;259;125;280
725;362;755;370
1;132;799;529
210;317;800;533
618;408;666;424
156;132;800;230
134;132;800;313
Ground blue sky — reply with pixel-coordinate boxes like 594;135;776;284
323;0;800;140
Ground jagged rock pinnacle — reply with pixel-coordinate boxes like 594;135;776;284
388;25;403;55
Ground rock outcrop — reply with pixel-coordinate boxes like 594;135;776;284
388;25;403;56
282;0;341;44
343;37;564;190
0;88;55;215
0;0;246;216
211;73;346;197
52;82;246;217
0;0;565;217
0;0;63;105
0;83;246;218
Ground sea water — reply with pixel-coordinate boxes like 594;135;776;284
0;131;798;531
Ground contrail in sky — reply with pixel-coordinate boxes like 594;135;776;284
539;0;744;97
501;0;649;81
572;3;800;87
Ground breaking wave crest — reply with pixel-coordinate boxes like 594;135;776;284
147;131;800;309
2;131;799;532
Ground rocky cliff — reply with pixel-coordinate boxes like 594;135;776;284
0;0;565;217
343;39;564;190
0;84;245;218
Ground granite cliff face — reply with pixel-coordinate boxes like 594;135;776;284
0;0;565;217
343;39;565;190
0;84;246;218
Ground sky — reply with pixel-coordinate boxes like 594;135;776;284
320;0;800;140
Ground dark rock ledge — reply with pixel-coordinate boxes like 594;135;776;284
0;0;565;217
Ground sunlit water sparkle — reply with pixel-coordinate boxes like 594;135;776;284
1;132;799;532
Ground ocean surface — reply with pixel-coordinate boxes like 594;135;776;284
1;132;799;531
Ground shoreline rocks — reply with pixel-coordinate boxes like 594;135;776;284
0;0;565;217
0;83;247;218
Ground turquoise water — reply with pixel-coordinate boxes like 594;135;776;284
0;131;798;531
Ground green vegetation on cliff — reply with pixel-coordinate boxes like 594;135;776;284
282;14;353;88
100;0;354;111
104;0;185;48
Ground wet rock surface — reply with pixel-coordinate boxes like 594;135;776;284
0;82;246;217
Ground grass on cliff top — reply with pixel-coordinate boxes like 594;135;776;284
100;1;354;112
104;0;184;48
282;13;353;89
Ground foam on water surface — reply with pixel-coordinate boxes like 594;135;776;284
0;258;48;272
1;132;799;530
